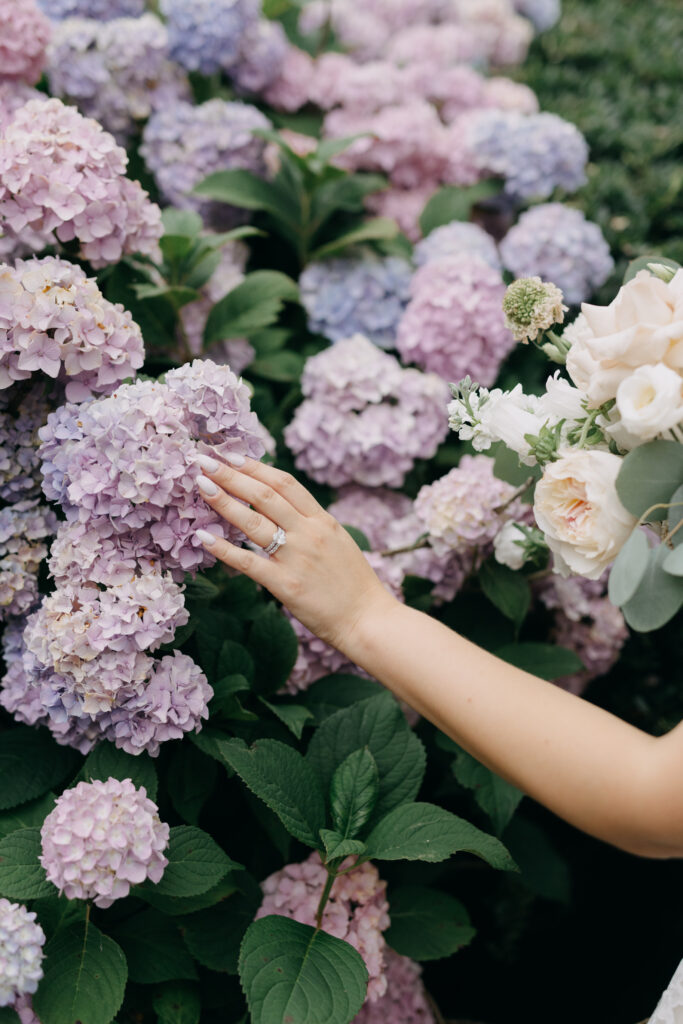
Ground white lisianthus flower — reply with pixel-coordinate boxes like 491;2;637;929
533;449;637;579
615;364;683;441
539;371;587;422
493;521;527;570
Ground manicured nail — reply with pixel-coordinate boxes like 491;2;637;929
225;452;246;467
197;474;219;497
197;453;220;474
196;529;217;547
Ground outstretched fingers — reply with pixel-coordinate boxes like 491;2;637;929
196;532;281;591
224;456;324;517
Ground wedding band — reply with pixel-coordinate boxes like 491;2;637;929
264;526;287;556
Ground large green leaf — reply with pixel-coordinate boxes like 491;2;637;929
0;792;55;840
167;744;218;825
249;605;299;694
78;742;158;801
193;169;299;226
302;676;384;725
363;802;517;871
615;440;683;519
479;560;531;628
218;739;326;847
495;643;584;681
667;483;683;545
153;983;201;1024
308;218;397;261
111;909;197;984
330;748;379;840
384;886;476;961
141;826;238;899
621;544;683;631
181;890;259;974
33;923;127;1024
0;729;78;811
239;916;368;1024
0;828;54;900
204;271;299;344
419;181;503;236
608;528;651;605
452;750;523;835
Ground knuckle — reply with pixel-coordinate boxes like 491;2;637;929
258;484;277;507
236;547;254;573
245;510;262;534
277;470;296;491
283;574;303;600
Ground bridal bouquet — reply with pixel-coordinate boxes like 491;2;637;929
448;261;683;632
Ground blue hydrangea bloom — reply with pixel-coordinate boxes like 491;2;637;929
513;0;561;32
300;256;414;348
414;222;501;271
159;0;260;74
37;0;145;19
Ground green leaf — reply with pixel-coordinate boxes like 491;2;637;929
622;544;683;631
139;873;239;916
608;528;651;605
315;136;369;163
306;693;426;822
193;169;298;225
30;894;86;940
495;643;584;681
33;922;127;1024
159;234;196;262
184;574;221;602
363;802;517;870
308;218;398;261
79;742;158;801
134;283;199;308
181;890;259;974
453;750;523;835
111;909;197;984
0;729;78;811
302;676;384;725
664;545;683;575
319;829;365;862
259;698;314;739
623;254;681;283
330;748;379;840
0;828;54;900
217;640;255;682
384;886;475;961
478;560;531;627
249;350;305;382
162;208;203;237
309;173;386;229
211;675;257;722
419;181;503;236
249;605;299;694
504;816;570;904
167;744;218;825
153;982;201;1024
667;483;683;545
616;440;683;519
342;526;371;551
218;739;326;847
0;792;55;840
0;1009;19;1023
142;826;238;898
239;916;368;1024
204;271;299;344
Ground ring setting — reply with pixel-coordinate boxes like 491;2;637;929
264;526;287;556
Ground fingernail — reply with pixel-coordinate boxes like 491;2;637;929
197;453;220;474
197;474;219;497
225;452;246;467
196;529;217;547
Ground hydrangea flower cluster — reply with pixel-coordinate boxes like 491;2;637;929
513;0;561;32
0;383;51;500
0;0;51;85
499;203;614;305
0;257;145;401
0;99;162;267
414;222;501;270
364;185;437;244
262;46;315;112
256;851;391;1002
0;82;43;135
160;0;259;75
465;110;589;200
37;0;145;17
46;14;191;144
40;778;170;907
327;486;414;550
140;100;271;229
0;899;45;1008
354;949;435;1023
231;18;288;95
397;255;515;386
299;256;413;348
0;499;57;621
284;335;450;488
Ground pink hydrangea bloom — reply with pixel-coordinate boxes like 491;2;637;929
232;18;288;95
397;255;515;387
256;851;391;1002
354;949;435;1023
40;778;170;908
262;46;315;112
13;995;40;1024
0;82;44;134
0;99;162;267
0;383;51;502
364;185;437;243
0;0;51;85
385;23;489;69
0;498;57;620
483;76;539;115
414;222;501;270
0;899;45;1007
310;54;405;113
328;486;413;550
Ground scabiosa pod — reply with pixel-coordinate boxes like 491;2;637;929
502;275;567;343
0;899;45;1008
40;778;170;907
0;0;51;86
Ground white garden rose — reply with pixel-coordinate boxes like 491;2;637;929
566;270;683;406
614;363;683;441
493;521;527;570
533;449;637;579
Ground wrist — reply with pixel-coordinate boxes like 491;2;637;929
340;589;406;670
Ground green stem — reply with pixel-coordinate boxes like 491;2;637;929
315;868;337;930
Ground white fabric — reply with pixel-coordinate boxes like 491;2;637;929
649;960;683;1023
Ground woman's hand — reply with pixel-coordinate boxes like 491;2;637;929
194;453;397;654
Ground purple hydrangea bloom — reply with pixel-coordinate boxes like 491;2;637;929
160;0;260;74
364;185;437;245
0;99;162;267
0;384;51;501
140;100;271;229
299;256;413;348
46;14;191;144
0;498;57;620
414;222;501;270
48;520;162;588
0;0;51;86
465;110;589;201
232;18;288;95
40;778;169;907
0;82;44;134
0;899;45;1008
262;46;315;113
354;949;435;1023
327;486;413;550
397;255;515;387
499;203;614;305
37;0;145;17
513;0;561;32
13;995;40;1024
0;257;145;401
284;336;449;488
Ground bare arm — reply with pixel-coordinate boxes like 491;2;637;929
194;454;683;859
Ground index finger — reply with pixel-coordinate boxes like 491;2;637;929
226;457;324;517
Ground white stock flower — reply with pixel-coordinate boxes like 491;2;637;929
533;449;637;579
493;521;527;570
539;372;587;422
479;385;546;465
614;364;683;442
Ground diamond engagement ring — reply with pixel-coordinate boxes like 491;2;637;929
264;526;287;556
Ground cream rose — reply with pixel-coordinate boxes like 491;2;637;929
614;363;683;441
566;270;683;406
533;449;637;579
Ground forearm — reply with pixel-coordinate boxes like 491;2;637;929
345;598;683;858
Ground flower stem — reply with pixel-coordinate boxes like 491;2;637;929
315;868;336;930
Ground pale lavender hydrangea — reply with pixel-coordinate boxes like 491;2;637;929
482;76;539;115
13;994;40;1024
0;99;162;267
160;0;259;74
499;203;614;306
327;486;413;550
364;185;437;244
37;0;145;18
46;14;191;144
513;0;561;32
47;521;161;589
0;384;51;500
0;82;44;134
354;949;435;1023
414;222;501;270
397;255;515;386
232;18;288;95
465;110;589;201
0;616;52;727
0;257;145;401
257;851;390;1003
299;257;413;348
309;54;405;113
140;100;271;229
284;336;449;488
0;499;57;620
40;778;169;908
0;899;45;1008
0;0;51;85
262;46;315;113
379;20;488;66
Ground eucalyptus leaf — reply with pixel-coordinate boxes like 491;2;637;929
615;440;683;519
608;528;651;605
622;544;683;631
